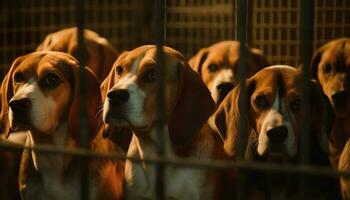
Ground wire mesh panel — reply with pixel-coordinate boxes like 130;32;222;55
314;0;350;48
251;0;350;67
0;0;154;79
1;0;350;199
251;0;300;66
166;0;236;58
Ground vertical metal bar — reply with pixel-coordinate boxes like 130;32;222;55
236;0;249;199
300;0;313;199
2;0;7;80
75;0;89;200
237;0;248;163
155;0;166;199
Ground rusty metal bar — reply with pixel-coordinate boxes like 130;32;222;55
75;0;90;199
1;0;7;80
237;0;249;161
300;0;314;199
2;141;350;178
155;0;167;199
236;0;249;199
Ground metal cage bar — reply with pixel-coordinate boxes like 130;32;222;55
0;1;350;199
236;0;249;199
155;0;167;199
299;0;314;199
75;0;90;199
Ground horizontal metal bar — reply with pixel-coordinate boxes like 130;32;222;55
1;141;349;178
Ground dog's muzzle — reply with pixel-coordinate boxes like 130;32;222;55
266;125;288;153
107;89;129;106
331;90;348;111
216;82;234;102
9;98;31;128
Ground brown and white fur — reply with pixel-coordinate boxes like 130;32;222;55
102;45;227;199
0;51;124;200
36;27;119;80
189;40;269;105
311;37;350;199
311;38;350;169
212;65;340;200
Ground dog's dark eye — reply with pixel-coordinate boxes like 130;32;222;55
143;68;156;82
323;64;332;74
14;72;24;83
208;64;219;73
43;73;60;88
290;99;301;112
255;95;269;109
116;66;123;77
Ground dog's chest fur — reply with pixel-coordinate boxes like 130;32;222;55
18;124;98;200
125;128;215;200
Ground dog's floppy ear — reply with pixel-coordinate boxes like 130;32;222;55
188;48;209;75
339;139;350;199
168;61;215;151
213;79;255;158
310;80;335;154
96;38;119;79
68;64;102;144
310;49;323;81
0;56;28;138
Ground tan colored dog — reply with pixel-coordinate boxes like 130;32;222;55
311;38;350;168
189;40;269;104
102;45;228;199
212;65;339;199
36;27;119;80
0;51;123;200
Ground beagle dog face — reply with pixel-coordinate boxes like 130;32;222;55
36;27;119;80
189;41;269;104
102;46;179;131
214;65;334;161
248;66;303;158
0;51;101;141
102;45;215;148
312;38;350;117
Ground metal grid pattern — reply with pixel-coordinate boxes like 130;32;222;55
314;0;350;48
1;0;350;75
0;0;152;77
166;0;236;58
0;1;350;199
251;0;300;66
251;0;350;67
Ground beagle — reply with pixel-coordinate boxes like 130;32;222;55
36;27;119;80
189;40;269;105
311;38;350;169
212;65;340;199
102;45;227;199
0;51;124;200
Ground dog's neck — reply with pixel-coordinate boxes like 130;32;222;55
124;124;215;199
124;125;175;199
28;121;76;176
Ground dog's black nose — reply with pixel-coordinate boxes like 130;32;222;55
217;82;234;95
9;98;31;112
107;89;129;105
266;126;288;143
331;91;347;107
